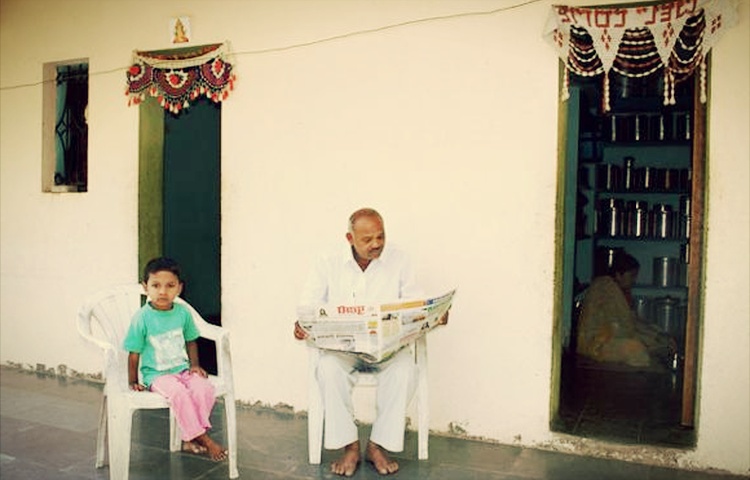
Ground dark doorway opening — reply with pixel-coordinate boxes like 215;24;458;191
138;95;222;376
162;98;222;375
552;70;704;448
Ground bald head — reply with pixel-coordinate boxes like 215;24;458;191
348;208;384;234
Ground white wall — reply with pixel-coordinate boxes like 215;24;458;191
1;0;747;475
690;3;750;471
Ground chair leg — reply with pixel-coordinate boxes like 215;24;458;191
417;383;429;460
96;395;108;468
416;337;429;460
224;395;239;479
169;409;182;452
307;377;324;464
107;400;133;480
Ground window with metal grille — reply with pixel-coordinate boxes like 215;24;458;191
42;60;88;192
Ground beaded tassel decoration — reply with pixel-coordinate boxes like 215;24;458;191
544;1;739;111
602;72;610;112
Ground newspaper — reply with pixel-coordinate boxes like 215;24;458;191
297;289;455;363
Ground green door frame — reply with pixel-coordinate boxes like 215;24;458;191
138;98;165;276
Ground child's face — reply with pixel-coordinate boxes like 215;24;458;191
143;270;183;311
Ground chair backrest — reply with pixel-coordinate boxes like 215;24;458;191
85;285;145;348
77;285;148;387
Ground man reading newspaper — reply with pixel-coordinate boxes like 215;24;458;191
293;208;448;477
298;290;454;364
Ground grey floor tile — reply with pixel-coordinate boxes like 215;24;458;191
1;386;99;433
508;447;653;480
647;465;749;480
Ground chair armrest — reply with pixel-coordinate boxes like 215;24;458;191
196;321;229;343
194;322;232;381
173;296;234;385
175;296;228;342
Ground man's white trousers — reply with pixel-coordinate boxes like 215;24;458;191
316;348;417;452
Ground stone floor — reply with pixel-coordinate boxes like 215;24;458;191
1;366;746;480
554;354;695;448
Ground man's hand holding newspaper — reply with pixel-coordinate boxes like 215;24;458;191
295;289;455;363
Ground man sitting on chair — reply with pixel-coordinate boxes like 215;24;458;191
294;207;446;476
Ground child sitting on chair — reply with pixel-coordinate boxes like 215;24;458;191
124;256;227;461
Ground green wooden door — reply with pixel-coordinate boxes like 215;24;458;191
163;99;221;373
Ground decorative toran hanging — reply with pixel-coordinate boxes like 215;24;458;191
126;43;236;114
544;0;738;111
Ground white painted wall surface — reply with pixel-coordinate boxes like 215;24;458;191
1;0;747;475
689;3;750;472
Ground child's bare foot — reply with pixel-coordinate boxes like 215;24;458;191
181;440;207;455
331;440;360;477
366;441;399;475
194;433;228;462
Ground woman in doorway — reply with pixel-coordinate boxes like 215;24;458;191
576;252;674;369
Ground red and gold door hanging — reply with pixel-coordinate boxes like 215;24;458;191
126;43;236;114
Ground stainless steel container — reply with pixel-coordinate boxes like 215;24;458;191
652;168;666;190
664;168;681;191
680;244;690;287
634;296;653;322
626;200;649;237
679;196;691;239
679;196;691;215
652;204;675;239
638;114;659;142
679;168;691;191
647;113;665;141
641;166;656;191
674;112;691;140
680;243;690;263
596;164;622;191
623;157;635;190
598;198;623;237
653;256;680;287
679;261;688;287
680;214;692;239
653;296;683;336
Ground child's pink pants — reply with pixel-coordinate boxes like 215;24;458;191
150;370;216;442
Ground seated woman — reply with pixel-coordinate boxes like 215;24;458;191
576;252;674;369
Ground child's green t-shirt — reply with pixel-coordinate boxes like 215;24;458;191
123;302;200;387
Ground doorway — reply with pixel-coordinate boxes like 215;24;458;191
138;97;222;374
551;69;706;447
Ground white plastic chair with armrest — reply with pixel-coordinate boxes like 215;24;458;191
76;284;239;480
307;335;429;464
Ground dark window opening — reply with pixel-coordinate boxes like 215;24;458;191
54;63;88;191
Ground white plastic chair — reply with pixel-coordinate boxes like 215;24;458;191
76;284;239;480
307;335;429;464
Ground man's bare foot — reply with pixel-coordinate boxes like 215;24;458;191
193;433;228;462
331;440;360;477
366;441;399;475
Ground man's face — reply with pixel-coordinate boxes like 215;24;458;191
347;215;385;262
142;270;183;311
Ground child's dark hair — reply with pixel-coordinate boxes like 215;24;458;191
142;257;182;283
